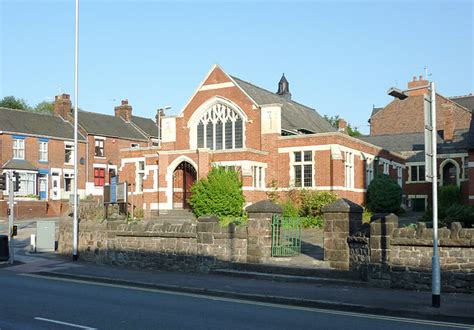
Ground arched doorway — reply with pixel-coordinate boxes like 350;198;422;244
173;161;197;209
442;161;458;186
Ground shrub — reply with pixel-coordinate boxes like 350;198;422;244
189;167;245;220
362;208;372;224
266;179;280;203
299;190;338;217
301;215;324;228
281;200;300;217
444;204;474;228
439;185;461;210
366;174;402;214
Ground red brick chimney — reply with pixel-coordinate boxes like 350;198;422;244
54;94;72;120
115;99;132;122
338;119;347;134
444;108;455;142
407;75;429;96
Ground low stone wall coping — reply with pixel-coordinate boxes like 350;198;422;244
245;200;282;214
114;232;197;239
198;215;220;223
322;198;363;214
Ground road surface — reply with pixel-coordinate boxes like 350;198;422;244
0;271;470;330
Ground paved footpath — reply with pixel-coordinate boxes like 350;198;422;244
2;250;473;327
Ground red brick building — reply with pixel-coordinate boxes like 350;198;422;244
0;94;159;218
119;65;405;216
364;76;473;210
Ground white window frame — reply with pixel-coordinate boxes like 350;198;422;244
344;151;354;189
365;158;374;188
136;160;145;193
292;150;314;188
39;141;48;162
408;163;426;183
252;166;265;189
94;138;105;158
13;138;25;160
397;166;403;187
64;142;74;164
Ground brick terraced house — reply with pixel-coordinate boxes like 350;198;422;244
364;76;473;210
0;95;159;218
118;65;406;217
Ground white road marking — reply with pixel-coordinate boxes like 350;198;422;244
23;273;473;329
34;317;96;329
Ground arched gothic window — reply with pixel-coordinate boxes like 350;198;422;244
197;103;244;150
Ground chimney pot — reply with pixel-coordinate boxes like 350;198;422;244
338;119;347;134
413;76;417;81
121;99;128;105
419;75;423;81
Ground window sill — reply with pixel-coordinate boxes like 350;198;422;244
94;156;106;159
39;160;48;163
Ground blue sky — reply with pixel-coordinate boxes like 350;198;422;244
1;0;472;134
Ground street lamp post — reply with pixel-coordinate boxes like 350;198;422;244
387;82;440;308
72;0;79;261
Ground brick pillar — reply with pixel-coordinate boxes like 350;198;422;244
246;200;282;264
322;198;363;270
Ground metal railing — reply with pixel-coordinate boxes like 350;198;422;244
271;215;302;257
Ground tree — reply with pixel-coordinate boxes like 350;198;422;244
323;115;362;137
34;101;54;114
0;96;31;110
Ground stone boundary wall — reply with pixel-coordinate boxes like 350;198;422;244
58;200;280;272
323;199;474;293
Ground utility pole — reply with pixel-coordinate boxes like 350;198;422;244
8;171;14;264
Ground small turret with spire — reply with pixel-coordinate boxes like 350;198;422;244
276;73;291;100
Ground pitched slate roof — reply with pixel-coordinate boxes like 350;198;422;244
2;159;38;171
78;111;148;141
370;107;383;117
359;129;469;162
231;76;336;134
131;115;158;138
0;107;84;140
450;94;474;112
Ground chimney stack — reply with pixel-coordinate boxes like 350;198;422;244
443;107;455;142
407;75;429;96
338;119;347;134
54;94;72;120
114;99;132;122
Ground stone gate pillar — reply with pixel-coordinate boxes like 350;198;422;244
246;200;282;264
322;198;363;270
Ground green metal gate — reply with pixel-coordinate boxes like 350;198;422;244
271;215;302;257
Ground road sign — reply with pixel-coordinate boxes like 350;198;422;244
424;94;434;182
110;176;117;203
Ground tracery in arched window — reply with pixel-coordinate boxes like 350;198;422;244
197;103;244;150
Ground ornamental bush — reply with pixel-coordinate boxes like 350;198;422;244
366;174;402;214
189;167;245;220
299;190;338;217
